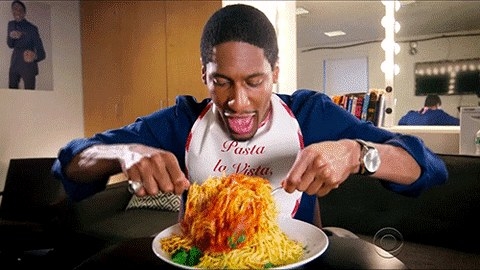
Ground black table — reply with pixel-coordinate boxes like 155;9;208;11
74;235;407;269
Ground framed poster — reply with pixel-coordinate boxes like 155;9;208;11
0;1;53;90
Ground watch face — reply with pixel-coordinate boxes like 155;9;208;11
364;148;381;172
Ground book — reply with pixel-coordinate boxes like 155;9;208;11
360;93;370;120
366;91;378;123
340;95;349;110
330;92;370;119
346;95;353;112
331;95;342;105
354;95;364;119
374;93;386;126
350;96;357;116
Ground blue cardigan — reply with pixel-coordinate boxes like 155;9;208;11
52;90;448;224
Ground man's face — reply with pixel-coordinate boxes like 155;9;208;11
12;3;26;22
202;41;279;141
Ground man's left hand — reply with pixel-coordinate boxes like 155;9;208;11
282;140;359;197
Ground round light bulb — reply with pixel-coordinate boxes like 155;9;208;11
381;39;394;51
394;64;400;75
381;16;394;28
381;61;388;73
394;43;401;54
395;0;401;11
395;21;401;33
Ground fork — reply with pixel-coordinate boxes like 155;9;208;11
271;186;283;195
129;180;285;195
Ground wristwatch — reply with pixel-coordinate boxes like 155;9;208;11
355;139;381;175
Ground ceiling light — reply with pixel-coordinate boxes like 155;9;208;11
296;7;309;16
324;31;346;37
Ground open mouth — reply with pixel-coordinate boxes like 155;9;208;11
226;114;255;136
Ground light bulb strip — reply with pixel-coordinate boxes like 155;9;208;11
383;1;395;86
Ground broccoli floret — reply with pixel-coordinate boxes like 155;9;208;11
186;246;202;266
172;248;188;265
264;262;276;268
172;247;202;267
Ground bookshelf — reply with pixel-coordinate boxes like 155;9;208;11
331;88;387;126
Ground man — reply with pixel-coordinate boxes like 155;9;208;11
7;0;46;90
398;94;460;125
53;4;447;227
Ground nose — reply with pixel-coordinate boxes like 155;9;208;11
227;83;250;111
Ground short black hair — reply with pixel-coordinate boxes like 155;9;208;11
12;0;26;12
200;4;278;70
425;94;442;107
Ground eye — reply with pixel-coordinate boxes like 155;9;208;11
213;77;230;87
246;78;263;87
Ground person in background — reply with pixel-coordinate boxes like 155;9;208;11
7;0;46;90
53;3;447;242
398;94;460;126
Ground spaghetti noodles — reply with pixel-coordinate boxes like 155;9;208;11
160;173;304;268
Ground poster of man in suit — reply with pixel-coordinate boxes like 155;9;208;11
1;1;52;90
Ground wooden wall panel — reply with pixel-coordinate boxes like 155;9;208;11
81;0;220;137
165;1;221;106
119;2;168;120
81;1;168;136
81;2;125;136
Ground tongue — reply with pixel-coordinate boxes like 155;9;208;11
228;116;254;135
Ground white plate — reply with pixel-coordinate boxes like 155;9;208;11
152;217;329;269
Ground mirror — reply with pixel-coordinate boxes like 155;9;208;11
296;1;480;124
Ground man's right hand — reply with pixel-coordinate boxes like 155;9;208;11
125;145;190;196
71;144;190;196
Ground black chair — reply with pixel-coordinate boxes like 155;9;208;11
0;157;68;267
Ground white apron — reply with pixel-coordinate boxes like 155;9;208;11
185;94;304;218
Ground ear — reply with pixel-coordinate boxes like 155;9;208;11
201;64;207;85
272;63;279;84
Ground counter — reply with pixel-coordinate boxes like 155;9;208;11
382;125;460;154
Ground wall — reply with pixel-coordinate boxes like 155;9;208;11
0;2;83;191
297;32;480;123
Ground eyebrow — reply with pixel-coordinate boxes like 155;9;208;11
211;72;266;81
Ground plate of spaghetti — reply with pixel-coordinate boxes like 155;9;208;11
152;173;329;269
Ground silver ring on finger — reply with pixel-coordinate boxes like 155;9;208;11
128;180;143;194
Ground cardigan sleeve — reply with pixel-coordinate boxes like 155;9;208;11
52;95;209;201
